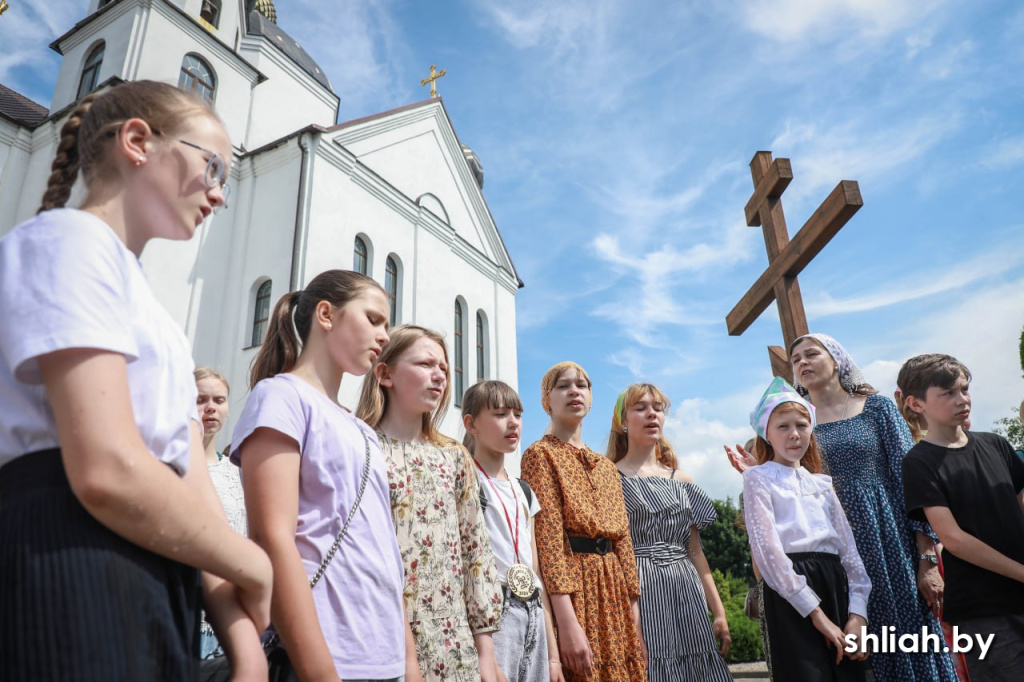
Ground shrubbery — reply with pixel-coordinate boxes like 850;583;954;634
712;569;763;663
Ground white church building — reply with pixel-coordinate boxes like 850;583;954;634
0;0;522;446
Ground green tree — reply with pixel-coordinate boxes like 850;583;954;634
712;568;764;663
993;406;1024;450
702;497;754;584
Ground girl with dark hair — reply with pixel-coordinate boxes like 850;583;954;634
357;326;504;682
0;81;271;680
727;334;958;681
608;383;733;682
462;380;564;682
232;269;407;681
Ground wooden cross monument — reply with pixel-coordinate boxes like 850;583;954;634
726;151;863;383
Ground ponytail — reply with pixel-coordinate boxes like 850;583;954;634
37;94;99;214
249;291;303;388
248;269;382;389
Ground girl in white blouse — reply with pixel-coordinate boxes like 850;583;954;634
743;377;871;681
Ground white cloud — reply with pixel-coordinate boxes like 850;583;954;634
740;0;944;45
769;114;957;211
806;249;1024;316
980;135;1024;171
664;393;765;502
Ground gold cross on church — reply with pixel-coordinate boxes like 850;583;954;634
420;64;446;99
726;151;863;382
0;1;11;18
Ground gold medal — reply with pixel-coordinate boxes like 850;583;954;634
506;562;537;600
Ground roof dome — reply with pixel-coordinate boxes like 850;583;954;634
254;0;277;23
461;143;484;189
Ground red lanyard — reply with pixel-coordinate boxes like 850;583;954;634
474;459;522;563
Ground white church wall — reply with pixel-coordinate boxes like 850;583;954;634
239;44;337;149
334;115;493;259
50;6;137;113
130;10;255;145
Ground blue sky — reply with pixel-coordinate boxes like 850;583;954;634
4;1;1024;500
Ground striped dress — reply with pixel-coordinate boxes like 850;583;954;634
620;475;733;682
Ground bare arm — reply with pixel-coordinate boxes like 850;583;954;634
184;426;266;680
533;532;564;682
241;427;339;682
923;506;1024;583
39;349;271;627
689;526;731;657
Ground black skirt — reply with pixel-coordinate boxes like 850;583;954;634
0;449;201;681
762;551;867;682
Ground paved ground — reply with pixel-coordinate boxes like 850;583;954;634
728;660;770;680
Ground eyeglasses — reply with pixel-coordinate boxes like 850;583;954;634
176;139;231;213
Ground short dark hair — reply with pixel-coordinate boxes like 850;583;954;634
896;354;972;401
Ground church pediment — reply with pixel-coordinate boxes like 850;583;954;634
327;99;519;286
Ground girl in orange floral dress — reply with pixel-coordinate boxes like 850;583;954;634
521;362;647;682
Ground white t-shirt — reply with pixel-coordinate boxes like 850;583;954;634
0;209;197;474
476;471;543;589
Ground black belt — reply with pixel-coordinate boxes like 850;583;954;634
568;536;614;555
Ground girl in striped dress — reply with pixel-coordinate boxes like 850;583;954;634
608;383;733;682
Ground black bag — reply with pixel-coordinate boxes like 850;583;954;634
198;430;373;680
199;640;295;682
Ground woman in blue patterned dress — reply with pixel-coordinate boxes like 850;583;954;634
728;334;957;681
612;383;733;682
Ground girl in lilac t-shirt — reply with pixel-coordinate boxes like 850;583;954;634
232;269;406;681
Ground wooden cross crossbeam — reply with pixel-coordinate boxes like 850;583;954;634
419;64;447;99
726;151;863;381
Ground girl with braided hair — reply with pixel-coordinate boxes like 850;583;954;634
0;81;272;680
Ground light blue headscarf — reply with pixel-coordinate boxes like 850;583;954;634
750;376;816;439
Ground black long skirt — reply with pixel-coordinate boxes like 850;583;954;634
0;449;201;681
762;551;867;682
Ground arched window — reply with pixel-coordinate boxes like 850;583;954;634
200;0;222;28
476;311;486;381
251;280;272;347
179;54;216;103
353;236;368;275
454;299;465;407
385;255;399;327
77;42;105;99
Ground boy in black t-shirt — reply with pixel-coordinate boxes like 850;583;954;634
898;354;1024;681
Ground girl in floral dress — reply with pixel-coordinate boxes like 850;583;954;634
357;325;504;682
522;361;647;682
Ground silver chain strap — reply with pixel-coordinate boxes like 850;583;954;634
308;428;373;589
265;428;373;650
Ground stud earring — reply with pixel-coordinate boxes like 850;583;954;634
623;426;628;433
136;155;146;166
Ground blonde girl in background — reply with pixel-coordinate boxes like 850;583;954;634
462;380;565;682
358;325;504;682
521;362;646;682
232;270;406;681
607;383;733;682
0;81;271;679
194;366;249;660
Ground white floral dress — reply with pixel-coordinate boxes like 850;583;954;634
378;434;503;681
